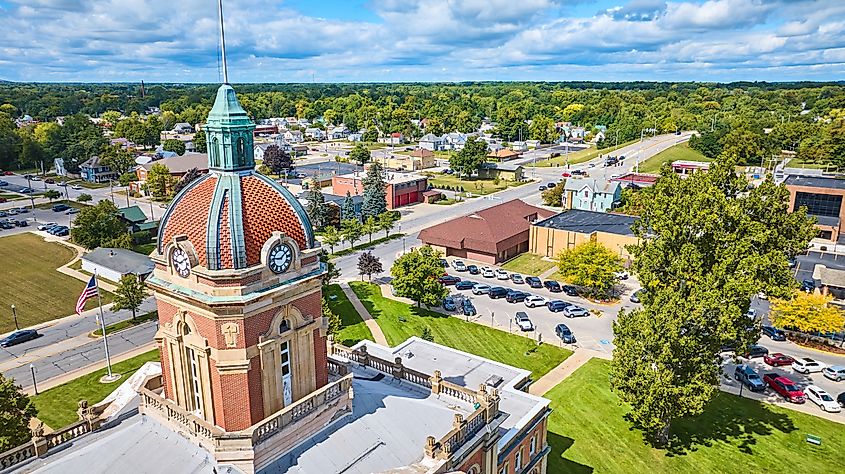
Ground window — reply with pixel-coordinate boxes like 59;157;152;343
280;341;291;377
515;448;523;470
236;137;246;165
530;434;537;455
186;347;203;417
210;137;220;167
794;191;842;218
498;461;509;474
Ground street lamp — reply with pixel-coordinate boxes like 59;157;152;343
30;364;38;395
11;304;19;331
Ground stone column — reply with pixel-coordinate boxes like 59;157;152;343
392;357;404;379
430;370;443;395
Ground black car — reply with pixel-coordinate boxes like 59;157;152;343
838;392;845;408
0;329;41;347
442;297;457;311
462;299;477;316
800;279;815;292
439;259;449;268
455;280;475;290
438;275;461;286
525;276;542;288
506;290;529;303
538;185;547;191
555;324;576;343
467;265;480;275
488;287;509;299
561;285;579;297
14;220;28;227
745;344;769;359
546;182;556;188
547;300;571;312
544;280;562;292
52;204;70;212
762;326;786;341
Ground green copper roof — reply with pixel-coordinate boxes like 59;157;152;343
207;84;250;124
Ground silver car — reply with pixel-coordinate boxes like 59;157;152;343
471;284;491;295
563;305;589;318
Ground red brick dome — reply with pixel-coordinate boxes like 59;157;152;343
157;172;314;270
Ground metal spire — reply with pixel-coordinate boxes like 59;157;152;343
217;0;229;84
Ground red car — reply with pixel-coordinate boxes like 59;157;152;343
438;275;461;286
3;171;12;176
762;373;805;403
764;352;795;367
561;172;571;177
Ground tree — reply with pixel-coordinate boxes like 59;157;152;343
118;172;136;187
305;180;329;230
322;226;341;254
193;130;207;153
362;215;378;243
341;192;356;221
320;251;341;285
111;274;147;321
615;186;651;216
146;163;175;198
104;232;134;249
341;218;364;247
363;128;378;142
162;139;186;156
529;115;557;143
357;251;383;281
323;297;342;338
70;200;127;250
172;168;202;195
43;190;61;202
420;326;434;342
390;245;448;307
557;241;623;298
449;137;487;178
719;127;771;165
378;211;398;238
0;374;37;451
101;110;122;128
100;145;135;176
263;145;292;177
610;158;816;447
541;183;565;206
349;143;371;166
77;193;93;203
361;162;388;219
771;292;845;341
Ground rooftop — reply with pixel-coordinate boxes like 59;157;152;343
141;152;209;175
117;205;147;224
82;248;155;276
534;209;638;236
563;177;620;194
336;171;427;185
784;174;845;191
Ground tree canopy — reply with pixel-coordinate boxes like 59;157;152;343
111;275;148;321
449;137;488;177
70;200;129;250
0;374;37;451
556;241;623;298
361;162;387;218
390;245;448;307
771;291;845;340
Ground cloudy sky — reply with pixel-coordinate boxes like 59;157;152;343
0;0;843;83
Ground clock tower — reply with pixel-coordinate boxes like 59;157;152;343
146;81;327;432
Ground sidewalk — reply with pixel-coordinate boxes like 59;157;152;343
529;348;611;396
339;281;388;346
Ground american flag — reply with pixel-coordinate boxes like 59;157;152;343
75;275;99;314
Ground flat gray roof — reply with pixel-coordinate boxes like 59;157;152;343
82;248;154;275
534;209;637;236
785;175;845;190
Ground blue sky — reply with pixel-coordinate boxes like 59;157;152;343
0;0;843;83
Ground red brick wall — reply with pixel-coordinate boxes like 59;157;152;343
159;340;172;400
501;418;547;472
214;370;254;431
457;445;484;473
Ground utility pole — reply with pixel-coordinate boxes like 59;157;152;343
11;304;19;330
30;364;38;395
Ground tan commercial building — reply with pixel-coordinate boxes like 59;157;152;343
374;148;437;171
785;175;845;242
529;209;640;262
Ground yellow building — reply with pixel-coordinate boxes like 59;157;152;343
529;209;640;262
374;148;436;171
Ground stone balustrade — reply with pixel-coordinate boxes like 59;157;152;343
138;375;223;448
0;441;37;470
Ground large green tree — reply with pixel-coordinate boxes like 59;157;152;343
146;163;175;199
449;137;487;177
0;374;37;451
162;139;186;156
390;245;448;307
70;200;128;250
111;274;148;321
305;179;329;230
361;162;387;218
340;191;356;221
349;143;371;166
610;158;816;446
100;144;135;176
557;241;623;298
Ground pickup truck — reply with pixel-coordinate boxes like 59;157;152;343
763;373;806;403
734;365;765;392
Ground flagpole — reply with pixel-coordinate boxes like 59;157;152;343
95;272;115;379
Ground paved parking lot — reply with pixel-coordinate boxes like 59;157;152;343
794;250;845;283
0;206;74;238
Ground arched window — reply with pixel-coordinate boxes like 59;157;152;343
211;137;220;167
236;137;246;166
279;319;291;334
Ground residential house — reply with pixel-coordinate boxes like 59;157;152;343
529;209;639;262
172;122;193;134
80;155;118;183
297;118;311;127
419;133;446;151
347;132;363;142
117;205;158;233
525;139;541;149
379;132;405;145
593;130;606;143
563;178;622;212
477;162;524;182
135;152;209;182
511;141;528;152
284;130;304;143
329;125;349;140
487;149;521;162
81;248;154;283
444;132;470;151
304;127;326;140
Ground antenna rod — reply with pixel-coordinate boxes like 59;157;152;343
217;0;229;84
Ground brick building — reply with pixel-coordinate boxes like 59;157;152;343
331;171;428;209
785;175;845;242
529;209;640;263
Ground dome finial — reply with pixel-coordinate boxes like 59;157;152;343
217;0;229;84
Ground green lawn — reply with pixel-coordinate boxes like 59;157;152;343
32;349;161;429
638;142;713;173
92;311;157;337
425;173;524;196
324;284;374;346
546;359;845;474
329;233;405;258
132;242;157;255
501;253;556;276
0;233;112;332
349;282;571;380
532;139;638;167
0;193;26;201
67;179;109;189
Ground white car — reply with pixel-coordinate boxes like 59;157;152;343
453;261;467;272
514;312;534;331
804;385;841;413
524;295;547;308
471;284;491;295
792;358;826;374
481;267;495;278
495;269;509;280
822;365;845;382
71;184;82;190
37;222;57;231
563;305;589;318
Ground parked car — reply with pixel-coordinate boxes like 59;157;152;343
453;261;467;272
555;324;576;343
800;279;815;292
467;265;480;275
53;227;70;236
761;326;786;341
14;220;28;227
733;364;766;392
838;392;845;408
37;222;57;231
438;275;461;286
763;373;806;403
488;287;509;299
471;284;491;295
462;299;476;316
495;269;509;280
17;207;28;213
524;295;547;308
66;208;80;215
822;365;845;382
547;300;572;312
52;204;70;212
563;305;589;318
0;180;7;186
506;290;529;303
481;267;496;278
45;178;55;184
525;276;542;288
514;312;534;331
510;274;524;284
538;185;547;191
764;353;795;367
744;345;769;359
71;184;82;190
0;329;41;347
439;259;449;268
442;297;457;311
30;176;41;181
19;187;33;193
544;280;562;293
630;289;645;303
455;280;475;291
792;357;826;374
804;385;841;412
561;285;579;297
546;182;556;188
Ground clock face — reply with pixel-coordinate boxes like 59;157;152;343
171;248;191;278
268;243;293;274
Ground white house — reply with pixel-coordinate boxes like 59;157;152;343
511;141;528;152
285;130;304;143
347;133;363;142
329;125;349;140
173;122;193;134
419;133;445;151
305;127;326;140
526;139;541;149
81;248;154;283
443;132;470;151
297;118;311;127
